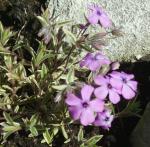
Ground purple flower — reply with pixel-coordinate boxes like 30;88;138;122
87;4;112;28
65;85;104;126
94;108;114;130
94;75;121;104
80;52;111;71
110;71;138;100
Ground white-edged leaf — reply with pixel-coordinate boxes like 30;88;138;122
61;125;68;139
86;135;103;146
3;112;14;125
78;126;84;142
43;129;52;145
52;85;67;91
30;127;38;137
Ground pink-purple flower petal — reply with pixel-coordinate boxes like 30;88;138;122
110;77;122;90
65;93;82;106
89;99;104;112
121;72;134;80
99;13;112;28
81;85;94;101
88;60;101;71
79;53;93;67
88;14;99;24
122;84;136;99
127;81;138;91
109;90;120;104
94;75;108;85
94;108;114;129
110;71;122;80
80;108;95;126
80;52;111;71
69;106;82;120
94;86;108;100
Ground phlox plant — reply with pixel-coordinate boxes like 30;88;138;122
0;3;140;147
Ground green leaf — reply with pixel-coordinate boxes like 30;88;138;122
14;105;19;113
117;101;141;118
66;67;75;84
80;44;93;52
3;131;14;141
85;135;103;146
55;20;72;27
78;126;84;142
63;28;77;44
53;127;59;136
30;114;39;127
3;112;14;125
0;21;4;32
2;29;13;45
30;127;38;137
26;46;36;57
41;53;54;62
0;21;13;46
4;55;12;69
2;85;13;92
61;125;68;139
127;101;141;114
37;16;48;26
40;63;48;79
80;143;85;147
1;122;21;141
1;122;21;132
0;43;5;52
34;43;45;67
28;75;40;90
43;129;52;145
64;138;71;144
52;85;67;91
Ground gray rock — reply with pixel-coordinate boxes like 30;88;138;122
48;0;150;61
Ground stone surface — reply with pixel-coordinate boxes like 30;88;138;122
48;0;150;61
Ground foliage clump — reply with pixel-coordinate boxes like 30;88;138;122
0;4;140;147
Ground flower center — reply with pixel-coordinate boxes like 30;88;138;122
104;116;109;122
82;102;89;108
97;10;101;16
107;84;112;89
122;78;127;83
95;54;102;60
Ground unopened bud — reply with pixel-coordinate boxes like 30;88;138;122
111;62;120;70
111;29;124;37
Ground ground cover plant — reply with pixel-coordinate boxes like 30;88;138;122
0;3;141;147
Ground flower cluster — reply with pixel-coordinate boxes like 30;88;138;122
65;84;113;129
66;53;137;129
66;69;137;128
94;72;137;104
87;4;112;28
65;4;138;130
65;85;104;126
